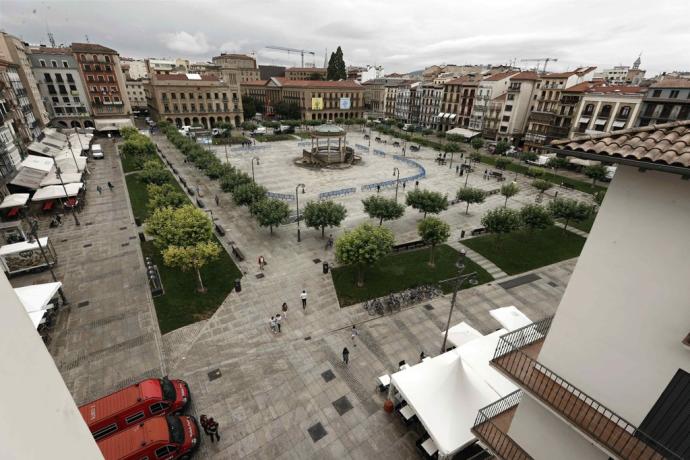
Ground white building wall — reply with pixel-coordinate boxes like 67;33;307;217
0;272;103;459
537;165;690;425
508;396;607;460
127;60;148;79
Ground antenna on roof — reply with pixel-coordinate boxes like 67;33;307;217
85;34;90;44
47;31;56;48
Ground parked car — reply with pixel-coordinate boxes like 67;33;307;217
91;144;104;159
97;415;199;460
275;124;295;134
527;154;554;166
251;126;267;136
79;377;191;441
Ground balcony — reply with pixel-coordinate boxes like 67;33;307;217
529;111;556;124
491;318;681;460
472;390;532;460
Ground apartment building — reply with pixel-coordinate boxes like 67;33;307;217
469;71;518;135
394;82;420;124
146;58;177;75
212;53;260;82
187;62;221;77
122;58;148;79
285;67;327;81
438;77;479;132
483;94;507;142
473;120;690;460
28;47;92;129
1;59;31;193
384;80;407;118
494;72;540;144
418;82;443;130
570;84;644;136
146;73;243;128
523;67;596;151
637;79;690;126
126;78;148;111
595;56;645;85
0;32;49;132
363;79;386;119
241;77;364;121
72;42;132;123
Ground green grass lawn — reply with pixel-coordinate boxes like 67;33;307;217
124;173;150;221
462;226;586;275
562;213;597;233
254;134;295;142
294;132;312;139
331;244;493;307
141;239;242;333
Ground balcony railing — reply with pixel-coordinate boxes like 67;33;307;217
472;390;533;460
492;318;681;460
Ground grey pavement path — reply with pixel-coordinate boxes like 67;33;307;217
554;221;590;238
450;240;509;280
152;133;578;459
10;138;165;405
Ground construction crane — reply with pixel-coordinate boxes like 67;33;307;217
265;45;316;68
521;57;558;73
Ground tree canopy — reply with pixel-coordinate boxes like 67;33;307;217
335;223;394;286
145;204;214;249
274;101;301;120
327;46;347;80
139;160;171;185
494;140;511;156
547;156;569;171
251;198;290;234
147;183;187;212
456;187;487;215
303;200;347;237
405;189;449;217
548;197;592;232
362;195;405;226
584;164;608;186
417;217;451;266
500;182;520;207
532;179;553;194
162;241;221;293
519;204;553;233
470;137;484;151
232;182;267;208
481;207;522;239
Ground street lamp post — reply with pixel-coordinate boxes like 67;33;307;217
251;157;260;182
66;139;80;172
393;167;400;202
53;159;80;226
295;183;305;242
224;144;229;164
73;127;84;152
464;167;471;187
440;250;478;354
26;218;67;304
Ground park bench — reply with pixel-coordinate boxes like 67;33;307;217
231;245;245;261
214;224;226;236
375;137;382;142
364;134;370;139
393;141;401;147
172;167;178;174
196;198;205;208
392;240;427;253
471;227;487;236
187;187;195;196
409;145;420;152
179;177;187;186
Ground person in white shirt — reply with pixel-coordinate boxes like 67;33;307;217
300;290;307;309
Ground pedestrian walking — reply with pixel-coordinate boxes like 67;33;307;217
281;302;288;319
200;415;209;433
55;214;62;225
275;313;282;332
415;180;419;189
376;185;381;194
96;185;102;194
351;325;359;346
402;181;406;190
206;418;220;443
215;194;219;206
107;181;114;190
270;316;277;333
419;351;426;362
300;289;307;309
326;234;334;249
342;347;350;365
258;255;266;271
456;165;460;175
460;152;464;159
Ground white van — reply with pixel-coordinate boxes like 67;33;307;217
527;154;553;166
91;144;104;159
251;126;267;136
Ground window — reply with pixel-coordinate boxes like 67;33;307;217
62;60;69;68
51;96;59;103
104;96;111;103
105;55;111;63
584;104;594;115
73;96;80;103
108;76;114;82
93;423;118;440
84;64;91;71
39;59;46;67
155;445;177;458
55;107;64;114
670;90;679;98
114;96;120;102
105;65;111;72
111;86;117;92
180;93;186;99
87;75;94;82
149;401;170;414
504;105;513;112
499;126;507;132
55;74;64;83
125;412;145;424
652;89;662;97
618;106;631;118
97;75;104;82
600;105;612;117
94;96;101;104
58;85;67;94
502;115;510;122
69;84;77;92
51;60;58;68
66;74;74;83
63;97;70;103
44;73;52;83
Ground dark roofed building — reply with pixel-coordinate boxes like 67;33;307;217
638;79;690;127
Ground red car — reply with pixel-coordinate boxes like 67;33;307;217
97;415;200;460
80;377;190;440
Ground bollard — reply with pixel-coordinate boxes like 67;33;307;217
322;262;329;274
234;279;241;293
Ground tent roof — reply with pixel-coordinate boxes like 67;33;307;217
489;306;532;332
31;183;83;201
0;193;30;209
20;155;54;172
27;310;46;329
0;237;49;256
94;118;134;131
14;282;62;313
39;172;83;187
443;321;483;348
447;127;481;138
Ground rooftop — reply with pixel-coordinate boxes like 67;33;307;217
510;71;539;81
29;46;73;55
154;73;219;82
70;42;118;54
550;120;690;172
483;71;520;82
650;78;690;89
213;53;255;60
273;77;363;89
287;67;327;72
445;76;479;86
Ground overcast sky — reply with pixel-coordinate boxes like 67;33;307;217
1;0;688;76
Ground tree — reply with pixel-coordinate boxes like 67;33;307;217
547;156;569;171
147;183;187;212
303;200;347;237
162;241;221;293
481;208;521;240
417;217;450;267
335;223;394;287
519;204;553;233
444;142;462;155
532;179;553;195
220;170;251;193
327;46;347;81
548;197;592;232
119;126;138;140
495;158;510;170
584;164;607;186
251;198;290;234
139;160;171;185
361;195;405;226
309;72;324;81
593;190;606;206
494;140;511;156
274;101;301;120
456;187;487;215
470;136;484;152
121;133;156;169
232;182;267;208
470;152;482;163
242;95;256;119
145;204;214;249
405;189;448;218
500;182;520;207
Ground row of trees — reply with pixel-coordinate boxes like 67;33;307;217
120;126;156;169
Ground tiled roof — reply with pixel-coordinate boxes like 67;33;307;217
564;81;601;93
273;77;362;89
585;85;646;95
214;53;254;60
510;71;539;81
551;120;690;170
651;78;690;89
445;76;479;85
30;47;73;55
483;71;519;81
243;79;269;86
71;42;117;54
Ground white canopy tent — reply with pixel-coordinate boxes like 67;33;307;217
14;282;62;313
54;154;87;173
27;311;47;329
10;155;55;189
94;118;134;132
568;157;600;167
31;183;83;202
489;306;532;332
0;193;30;210
390;329;518;458
443;321;483;348
39;172;83;187
0;237;49;256
446;127;480;138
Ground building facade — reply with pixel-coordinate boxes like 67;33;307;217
483;93;507;141
469;71;518;135
28;47;93;129
122;58;148;79
212;53;260;82
363;79;386;119
418;82;443;130
0;59;31;193
241;77;364;121
384;81;406;118
0;58;39;144
637;79;690;126
570;85;644;136
0;32;49;131
285;67;327;81
438;77;479;132
394;82;420;124
71;42;132;122
126;78;148;111
146;73;243;128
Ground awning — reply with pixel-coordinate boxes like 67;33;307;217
446;127;480;138
612;121;626;128
489;306;531;331
437;112;445;118
0;193;30;210
40;172;83;187
443;113;452;119
94;118;134;132
31;183;83;202
594;119;607;125
14;282;62;313
449;114;457;119
568;157;600;167
443;321;483;348
0;237;49;256
577;117;590;124
28;311;46;329
55;155;87;173
10;155;55;189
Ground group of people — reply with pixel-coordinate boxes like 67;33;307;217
199;415;220;443
95;182;115;194
268;291;308;335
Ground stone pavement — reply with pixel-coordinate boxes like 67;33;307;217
10;138;165;405
152;133;579;459
452;241;508;280
554;221;590;238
